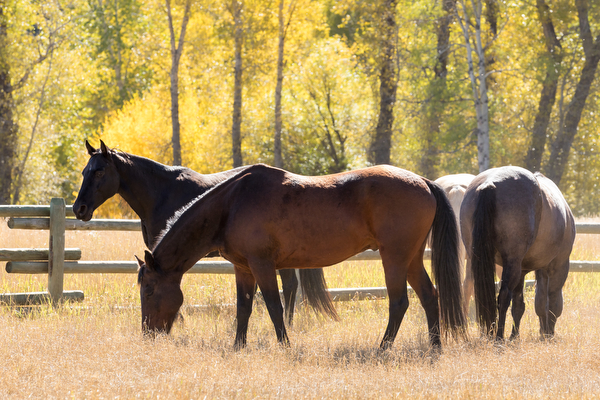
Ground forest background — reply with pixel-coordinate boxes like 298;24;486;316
0;0;599;217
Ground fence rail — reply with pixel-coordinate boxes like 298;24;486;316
1;199;599;305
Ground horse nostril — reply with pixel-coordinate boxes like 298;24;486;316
77;204;87;217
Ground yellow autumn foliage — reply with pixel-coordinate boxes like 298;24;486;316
101;87;233;174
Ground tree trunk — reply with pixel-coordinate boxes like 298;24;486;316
166;0;192;166
484;0;499;36
457;0;490;172
419;0;455;179
369;0;397;165
545;38;600;184
545;0;600;185
273;0;285;168
475;18;490;172
231;0;244;168
524;0;562;172
0;3;16;204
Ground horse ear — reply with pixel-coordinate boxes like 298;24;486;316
144;250;155;271
100;140;109;156
85;140;96;156
135;254;144;268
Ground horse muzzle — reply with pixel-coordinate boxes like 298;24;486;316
73;203;93;221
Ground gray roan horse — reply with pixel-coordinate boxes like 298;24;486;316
73;141;337;324
460;166;575;339
136;163;467;350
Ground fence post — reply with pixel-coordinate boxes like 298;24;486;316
48;198;65;303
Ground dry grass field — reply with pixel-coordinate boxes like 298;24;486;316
1;217;600;399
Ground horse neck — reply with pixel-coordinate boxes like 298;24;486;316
153;204;221;274
113;153;193;221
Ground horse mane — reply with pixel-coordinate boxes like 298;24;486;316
152;163;270;251
108;147;190;174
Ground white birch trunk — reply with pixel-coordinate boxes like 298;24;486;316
456;0;490;172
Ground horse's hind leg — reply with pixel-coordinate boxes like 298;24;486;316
278;269;298;326
497;258;523;340
379;252;410;350
509;273;526;340
234;266;257;350
407;260;441;348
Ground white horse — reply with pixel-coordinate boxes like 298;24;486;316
435;174;502;316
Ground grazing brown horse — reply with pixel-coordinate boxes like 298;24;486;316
136;163;467;349
73;141;337;323
460;166;575;339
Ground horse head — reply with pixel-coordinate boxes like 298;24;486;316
136;251;184;335
73;140;120;221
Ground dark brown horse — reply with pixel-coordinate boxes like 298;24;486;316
460;166;575;339
136;163;466;349
73;141;337;323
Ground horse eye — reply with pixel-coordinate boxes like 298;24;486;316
144;285;154;297
95;170;105;179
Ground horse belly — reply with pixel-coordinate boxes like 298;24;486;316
275;216;376;269
226;203;375;269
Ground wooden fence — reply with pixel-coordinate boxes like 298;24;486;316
1;198;599;305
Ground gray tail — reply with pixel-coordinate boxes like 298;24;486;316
299;269;339;321
471;183;498;335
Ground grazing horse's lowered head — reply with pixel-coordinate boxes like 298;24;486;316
73;140;120;221
136;252;184;335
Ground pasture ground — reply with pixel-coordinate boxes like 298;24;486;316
0;218;599;398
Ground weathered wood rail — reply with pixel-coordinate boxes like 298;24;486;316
1;199;599;305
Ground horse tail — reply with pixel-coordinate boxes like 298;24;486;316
299;268;339;321
426;180;467;338
471;182;498;335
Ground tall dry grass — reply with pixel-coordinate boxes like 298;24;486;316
0;218;599;398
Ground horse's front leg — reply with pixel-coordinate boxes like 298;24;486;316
250;260;289;346
545;260;569;337
462;257;474;318
537;259;569;338
233;265;257;350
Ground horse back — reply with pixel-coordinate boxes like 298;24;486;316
220;164;437;269
462;166;574;271
461;167;542;262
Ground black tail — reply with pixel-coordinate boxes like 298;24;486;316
426;181;467;338
471;183;498;335
299;269;339;321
